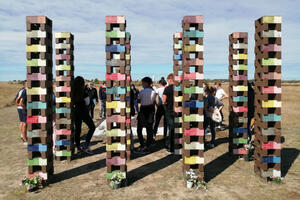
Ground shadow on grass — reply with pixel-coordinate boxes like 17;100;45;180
281;148;300;177
204;152;237;183
128;154;181;185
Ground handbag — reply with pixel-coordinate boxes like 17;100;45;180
212;107;222;123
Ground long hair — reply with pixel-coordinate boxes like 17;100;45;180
72;76;85;103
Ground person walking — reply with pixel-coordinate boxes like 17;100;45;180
99;82;107;118
162;73;175;153
204;87;224;148
247;81;255;141
72;76;96;154
15;81;27;144
153;77;168;146
131;84;139;113
85;82;98;120
136;77;156;153
215;81;228;129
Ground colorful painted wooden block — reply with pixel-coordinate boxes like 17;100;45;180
56;140;71;146
106;73;126;80
56;129;71;135
27;116;47;124
27;102;47;109
105;16;125;24
184;100;204;108
262;58;282;66
184;142;204;150
106;87;126;95
28;144;47;152
27;87;47;95
26;30;46;38
262;156;281;163
182;16;204;23
184;44;204;52
184;128;204;136
183;72;204;80
26;45;46;52
233;138;248;144
184;156;204;164
262;142;281;149
183;30;204;38
106;143;126;151
184;86;203;94
106;157;126;166
55;151;71;157
27;73;46;81
262;100;281;108
105;45;125;52
106;30;125;38
232;64;248;70
27;158;47;166
184;114;204;122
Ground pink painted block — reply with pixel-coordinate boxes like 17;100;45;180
184;128;204;136
26;16;47;24
126;118;131;124
27;73;46;81
262;72;281;80
56;129;71;135
56;76;71;81
183;16;204;23
106;115;125;123
27;172;48;180
184;58;204;66
233;75;248;81
262;142;281;149
27;116;47;124
232;32;248;38
126;76;131;81
233;107;248;113
56;54;70;60
262;44;281;52
56;86;71;92
233;148;248;155
106;73;126;81
125;44;131;50
106;157;126;166
184;72;204;80
262;86;281;94
174;75;182;81
174;32;183;38
174;107;182;113
175;138;182;144
105;16;125;24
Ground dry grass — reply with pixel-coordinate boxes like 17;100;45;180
0;82;23;108
0;82;299;200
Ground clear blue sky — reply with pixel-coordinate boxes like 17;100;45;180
0;0;299;81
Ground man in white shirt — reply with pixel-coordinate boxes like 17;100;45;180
215;81;228;129
136;77;157;153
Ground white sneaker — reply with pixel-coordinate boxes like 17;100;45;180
23;141;28;145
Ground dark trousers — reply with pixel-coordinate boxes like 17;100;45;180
164;110;175;152
153;104;168;139
204;117;216;144
137;105;155;148
89;104;95;119
74;107;96;148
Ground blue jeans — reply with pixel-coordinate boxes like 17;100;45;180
204;117;216;144
134;100;139;113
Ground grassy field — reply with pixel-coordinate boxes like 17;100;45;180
0;82;299;200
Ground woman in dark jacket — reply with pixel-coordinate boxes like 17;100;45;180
72;76;96;154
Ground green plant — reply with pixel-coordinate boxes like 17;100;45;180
109;172;125;189
196;181;207;190
272;177;283;184
21;175;43;191
185;169;198;184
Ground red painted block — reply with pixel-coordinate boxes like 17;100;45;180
183;72;204;80
174;107;182;113
56;129;71;135
27;116;47;123
183;16;204;23
174;32;183;38
262;86;281;94
184;128;204;136
27;73;46;81
175;138;182;144
233;106;248;113
56;76;71;81
262;72;281;80
233;75;248;81
106;73;126;81
262;142;281;149
56;86;71;92
55;54;70;60
126;118;131;124
106;115;125;123
105;16;125;24
125;44;131;50
233;148;248;155
106;157;126;165
126;76;131;81
262;44;281;52
174;75;182;81
232;32;248;38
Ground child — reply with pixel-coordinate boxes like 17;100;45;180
136;77;156;153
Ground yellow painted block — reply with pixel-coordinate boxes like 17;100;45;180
26;45;46;52
233;86;248;92
126;54;131;60
56;97;71;103
184;44;204;52
55;32;71;38
27;87;47;95
184;156;204;164
175;128;183;134
174;96;182;102
106;143;126;151
262;100;281;108
127;139;131;145
262;16;282;24
106;101;125;109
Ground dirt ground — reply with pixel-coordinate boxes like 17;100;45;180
0;82;299;200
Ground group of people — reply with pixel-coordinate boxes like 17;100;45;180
15;74;233;156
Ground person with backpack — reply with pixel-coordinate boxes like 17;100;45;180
99;82;107;118
15;81;27;144
204;87;224;148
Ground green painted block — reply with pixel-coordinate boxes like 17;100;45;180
56;107;71;114
262;58;281;66
174;86;182;91
184;30;204;38
27;158;47;166
233;138;248;144
106;31;125;38
27;130;45;138
184;87;203;94
106;87;126;95
56;151;71;157
106;129;126;137
27;102;47;109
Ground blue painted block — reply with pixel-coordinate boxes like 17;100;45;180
106;87;126;95
115;97;121;101
56;108;71;114
184;30;204;38
233;128;248;134
56;140;71;146
126;97;130;102
262;156;281;163
184;100;204;108
27;144;47;152
174;54;182;60
262;114;281;122
105;45;125;52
